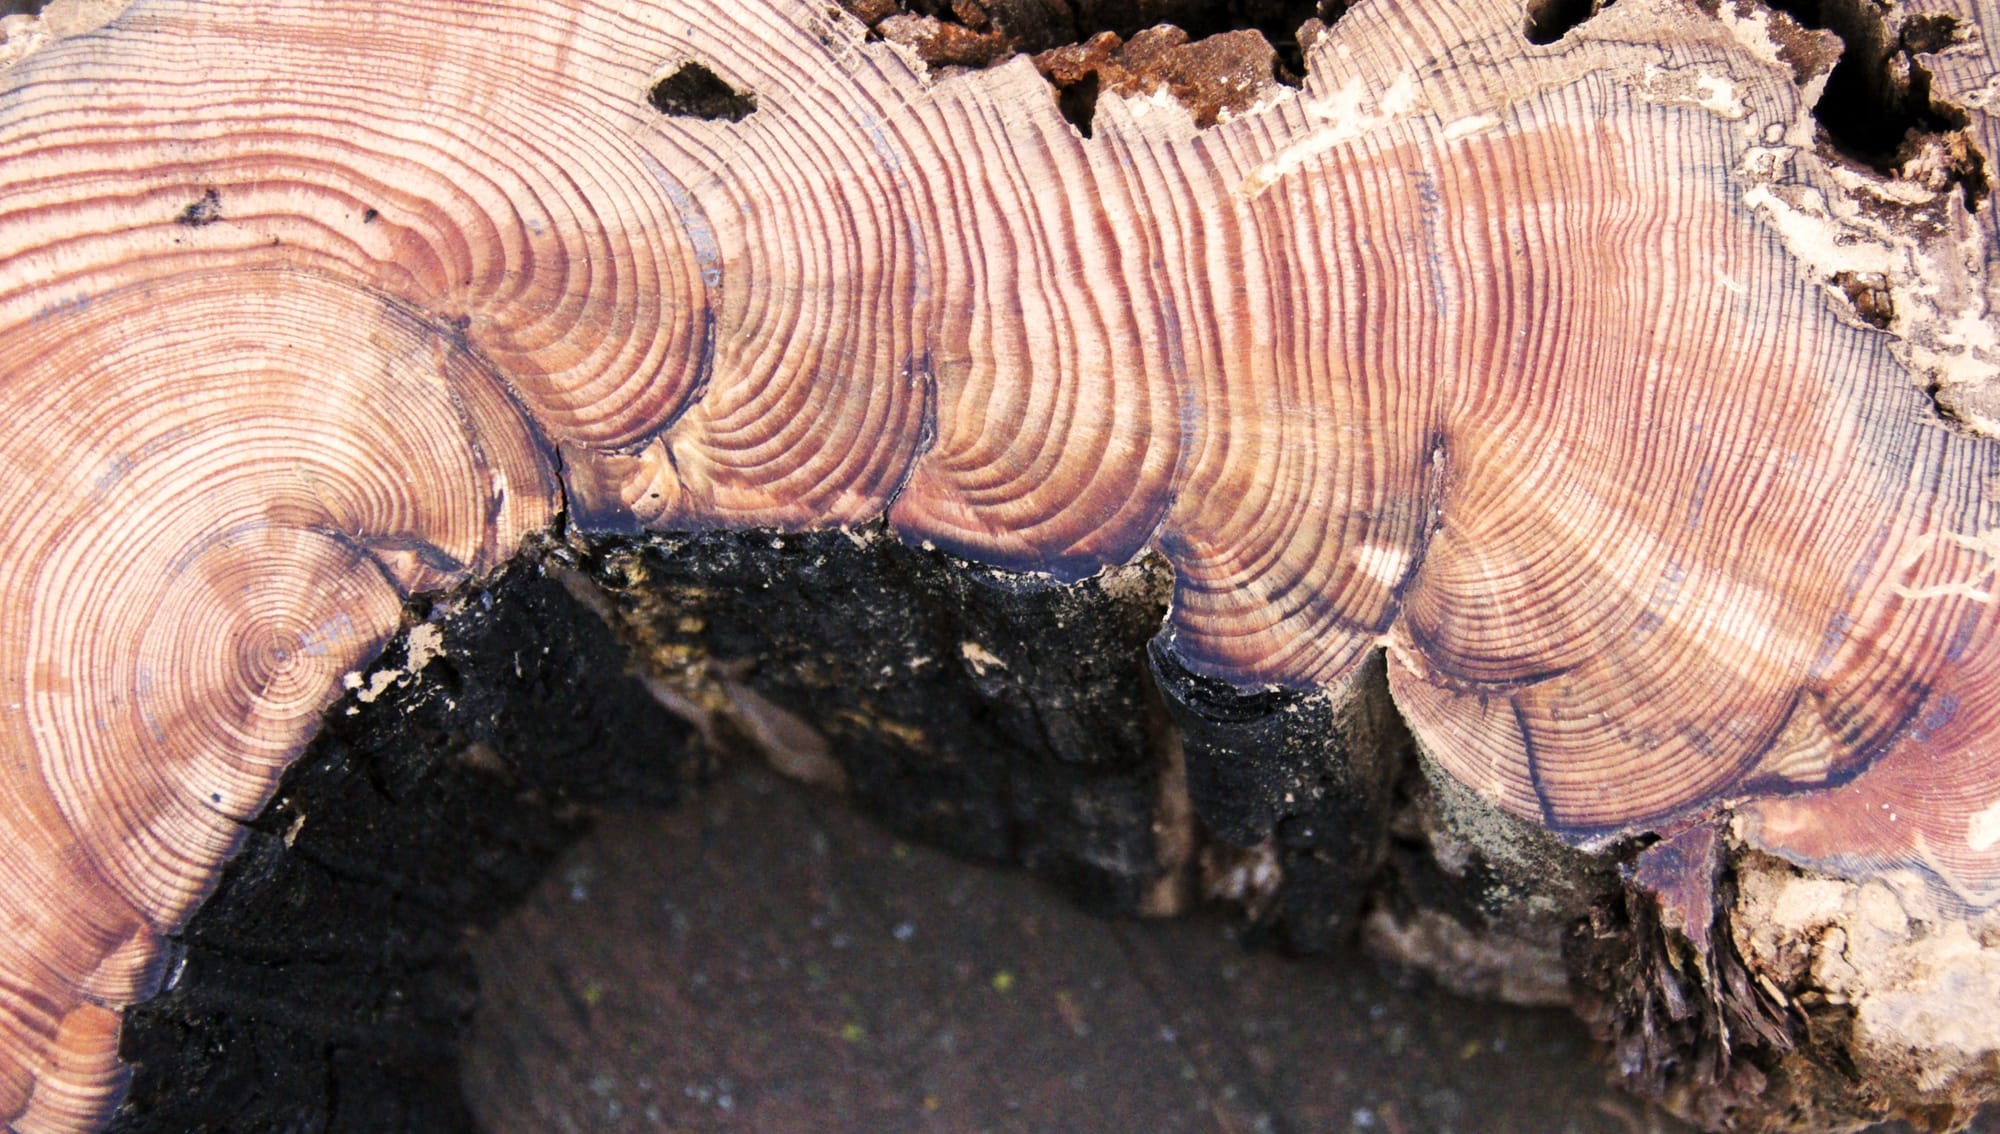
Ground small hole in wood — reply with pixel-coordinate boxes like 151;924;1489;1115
647;62;757;122
1760;0;1981;195
176;188;222;228
1524;0;1610;44
1057;70;1101;138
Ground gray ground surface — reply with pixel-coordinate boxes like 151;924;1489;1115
463;762;1998;1133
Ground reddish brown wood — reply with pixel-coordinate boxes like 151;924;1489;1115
1;0;1999;1127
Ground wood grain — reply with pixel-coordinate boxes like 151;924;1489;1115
1;0;1998;1125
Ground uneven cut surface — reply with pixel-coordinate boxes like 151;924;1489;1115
4;0;2000;1127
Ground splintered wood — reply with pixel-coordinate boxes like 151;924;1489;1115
1;0;1998;1127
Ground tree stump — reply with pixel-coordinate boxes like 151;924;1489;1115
1;0;1999;1129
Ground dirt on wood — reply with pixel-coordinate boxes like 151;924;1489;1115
464;763;1687;1133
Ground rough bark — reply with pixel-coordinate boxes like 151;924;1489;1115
113;560;701;1133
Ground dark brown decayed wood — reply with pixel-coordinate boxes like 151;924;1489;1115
2;0;2000;1127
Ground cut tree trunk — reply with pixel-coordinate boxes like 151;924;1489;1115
2;0;1999;1130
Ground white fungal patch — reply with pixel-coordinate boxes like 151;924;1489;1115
1740;183;1899;279
340;622;445;703
1238;73;1421;199
1894;527;2000;604
1968;799;2000;852
1633;63;1747;120
959;640;1007;676
1441;113;1500;140
405;622;444;671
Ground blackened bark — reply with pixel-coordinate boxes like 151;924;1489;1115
113;560;702;1133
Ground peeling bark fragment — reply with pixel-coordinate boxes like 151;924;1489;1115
1836;269;1897;325
1569;865;1804;1133
844;0;1306;124
1036;24;1290;128
875;11;1014;66
1632;824;1723;960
